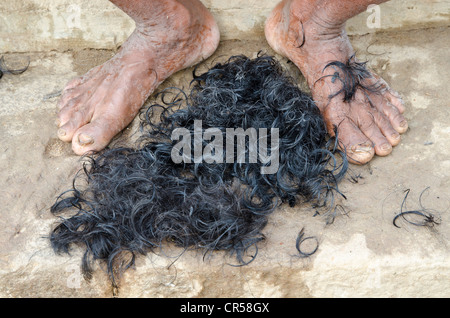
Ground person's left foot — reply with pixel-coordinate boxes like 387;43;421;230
265;0;408;164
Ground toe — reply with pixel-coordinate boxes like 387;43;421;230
366;90;408;135
369;74;406;114
58;67;104;110
384;89;405;114
378;119;402;147
57;96;83;125
357;110;392;157
364;128;392;157
57;88;79;110
372;105;402;147
380;100;408;134
57;110;91;143
71;117;123;156
335;118;375;165
364;94;402;147
58;78;88;110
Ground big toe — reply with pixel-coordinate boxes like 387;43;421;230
346;141;375;165
336;119;375;165
71;118;123;156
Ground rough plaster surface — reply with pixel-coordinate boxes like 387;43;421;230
0;23;449;297
0;0;449;53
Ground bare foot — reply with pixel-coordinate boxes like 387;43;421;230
265;0;408;164
56;0;220;155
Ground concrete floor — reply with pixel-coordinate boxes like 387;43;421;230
0;25;449;297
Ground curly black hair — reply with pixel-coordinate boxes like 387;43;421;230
49;54;348;287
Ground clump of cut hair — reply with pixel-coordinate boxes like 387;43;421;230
393;188;441;229
318;54;381;102
50;144;267;288
144;55;348;209
49;54;348;287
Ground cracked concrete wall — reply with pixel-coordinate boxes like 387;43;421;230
0;0;449;53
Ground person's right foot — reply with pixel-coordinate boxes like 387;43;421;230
265;0;408;164
56;0;220;155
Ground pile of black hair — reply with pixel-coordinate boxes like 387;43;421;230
49;54;348;287
51;145;265;286
0;56;29;80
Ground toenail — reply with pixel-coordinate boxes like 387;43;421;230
391;133;401;141
351;143;373;153
400;120;408;128
78;134;94;146
58;129;66;137
55;119;61;127
381;143;392;152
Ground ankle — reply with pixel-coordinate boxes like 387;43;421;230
287;0;346;42
290;0;385;28
134;4;193;37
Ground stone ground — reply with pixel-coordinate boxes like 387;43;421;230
0;25;449;298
